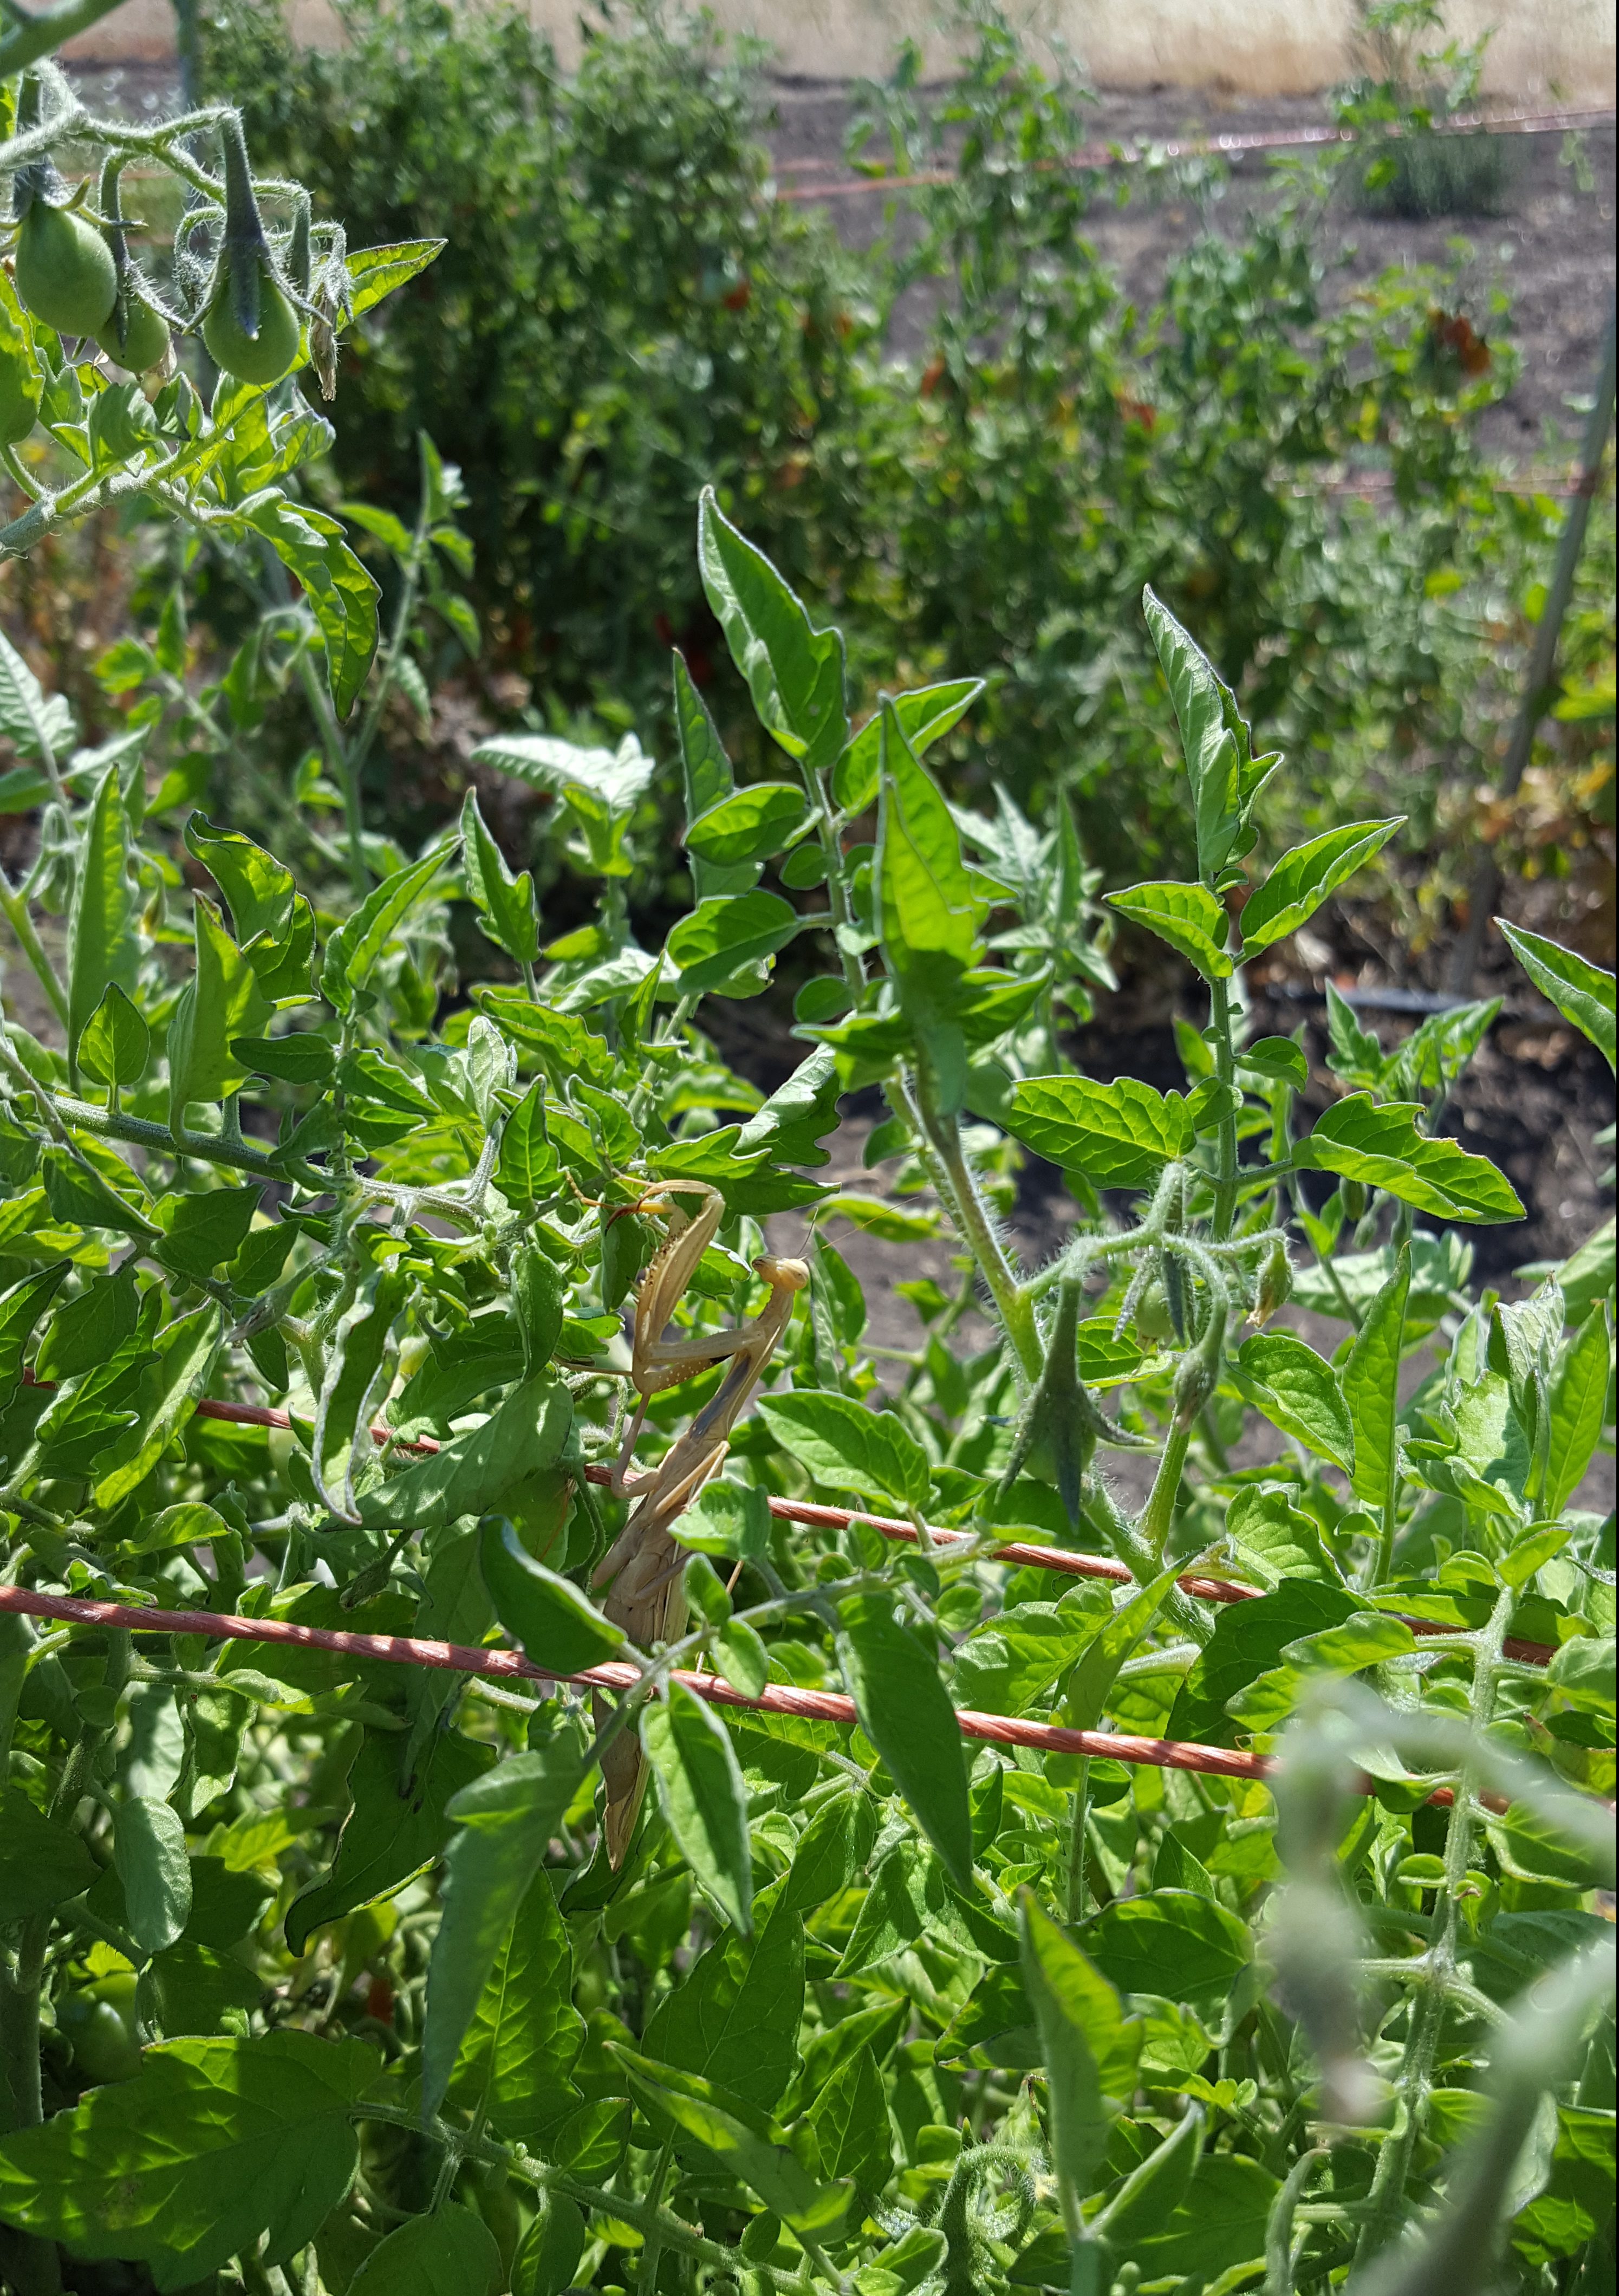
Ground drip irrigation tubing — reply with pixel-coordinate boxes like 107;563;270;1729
15;1372;1556;1667
773;103;1616;204
0;1581;1480;1808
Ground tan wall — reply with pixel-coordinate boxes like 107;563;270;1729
67;0;1618;103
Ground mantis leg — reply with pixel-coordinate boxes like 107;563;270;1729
592;1195;809;1867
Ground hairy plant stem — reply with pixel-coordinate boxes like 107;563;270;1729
1137;1418;1195;1560
1353;1580;1515;2267
1371;1311;1410;1592
1064;1757;1092;1924
0;867;69;1031
1208;973;1241;1241
1264;2145;1328;2296
908;1068;1042;1384
295;647;368;897
354;2101;816;2292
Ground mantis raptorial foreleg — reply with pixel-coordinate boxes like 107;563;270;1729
591;1182;807;1866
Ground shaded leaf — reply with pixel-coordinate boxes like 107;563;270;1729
836;1593;972;1886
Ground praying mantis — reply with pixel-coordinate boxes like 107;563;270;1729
592;1180;808;1865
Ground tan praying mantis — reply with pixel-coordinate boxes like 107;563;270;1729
591;1179;808;1865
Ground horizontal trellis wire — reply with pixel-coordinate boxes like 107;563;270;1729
773;103;1617;204
129;1382;1554;1668
0;1582;1491;1811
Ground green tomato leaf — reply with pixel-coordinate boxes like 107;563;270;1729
782;1788;877;1915
168;897;273;1125
1143;587;1277;876
154;1185;264;1283
1545;1306;1613;1516
231;1030;333;1086
1297;1096;1524;1224
79;982;150;1089
321;846;450;1015
1115;2152;1278;2284
673;649;756;900
479;1515;623;1676
495;1081;560;1211
0;1261;69;1399
285;1727;493;1957
511;2192;587;2296
1006;1074;1193;1186
183;813;296;948
1231;1331;1355;1474
713;1615;770;1700
313;1264;408;1519
641;1680;755;1934
67;765;139;1069
1236;1035;1309;1090
1019;1893;1141;2233
642;1889;804;2109
447;1863;586;2140
1223;1484;1340;1590
800;2042;893;2191
359;1373;572;1533
345;238;446;320
686;781;808;866
1081;1890;1251;2009
669;1476;772;1561
113;1795;192;1956
665;889;802;995
348;2205;500;2295
462;789;540;967
618;2047;850;2237
756;1389;931;1509
93;1302;224;1510
698;486;846;771
1498;921;1615;1072
0;2032;378;2286
953;1600;1099;1720
1166;1581;1360;1747
833;677;984;816
1105;879;1232;979
1238;819;1404;957
243;496;380;719
423;1747;584;2120
1063;1565;1184;1733
1343;1247;1410;1516
836;1592;972;1887
0;625;71;767
0;1786;97;1923
141;1942;262;2039
875;702;981;1111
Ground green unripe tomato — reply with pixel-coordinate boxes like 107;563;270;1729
96;290;171;374
1132;1281;1177;1344
203;256;300;387
14;198;118;337
0;345;39;446
56;1992;140;2086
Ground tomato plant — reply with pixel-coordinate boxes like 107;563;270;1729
0;472;1612;2296
0;51;438;690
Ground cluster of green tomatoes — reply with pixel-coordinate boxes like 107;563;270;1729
3;95;305;453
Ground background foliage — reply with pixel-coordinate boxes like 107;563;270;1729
191;0;1613;894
